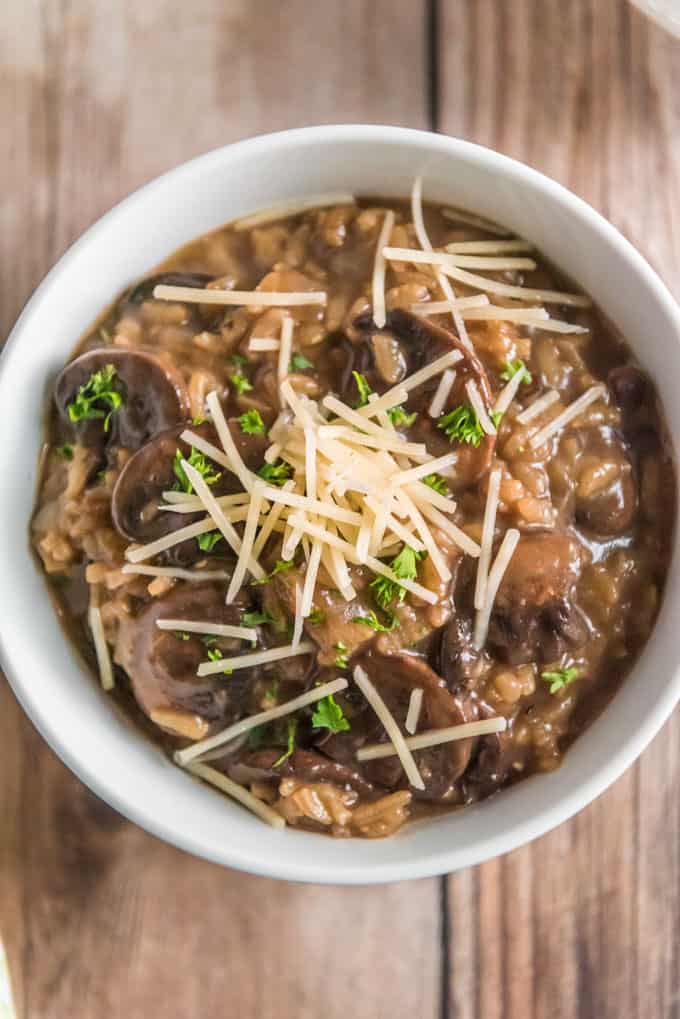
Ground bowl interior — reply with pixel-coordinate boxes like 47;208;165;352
2;126;679;883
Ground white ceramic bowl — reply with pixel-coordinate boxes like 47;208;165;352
2;126;679;884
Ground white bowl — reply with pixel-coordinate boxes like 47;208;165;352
2;126;679;884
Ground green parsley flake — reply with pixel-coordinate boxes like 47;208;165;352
242;609;274;626
257;460;293;486
422;473;448;495
230;372;253;395
352;371;373;408
370;544;425;610
388;405;418;428
200;634;219;648
541;666;579;694
437;403;484;447
490;410;504;429
197;530;223;552
228;353;248;366
307;607;326;625
207;647;232;675
333;641;349;670
192;415;206;426
351;609;399;633
238;408;266;435
501;359;532;385
290;352;314;372
273;718;297;767
253;559;296;585
247;724;267;749
66;364;125;432
55;443;74;460
173;446;222;494
173;631;191;641
312;693;350;733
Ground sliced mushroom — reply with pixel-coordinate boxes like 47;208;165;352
122;271;213;306
440;614;484;693
574;429;636;536
354;309;496;489
111;420;267;565
227;748;375;799
487;532;588;665
55;348;189;451
113;584;252;732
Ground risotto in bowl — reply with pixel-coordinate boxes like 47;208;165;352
2;127;679;880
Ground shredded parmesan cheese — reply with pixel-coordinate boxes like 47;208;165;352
474;467;502;610
493;366;527;416
410;295;490;315
278;314;294;390
175;677;348;766
439;265;591;307
291;581;304;650
125;517;217;563
515;389;560;424
466;379;497;436
353;665;425;790
405;688;424;735
121;564;229;581
383;246;537;272
473;528;520;649
357;716;508;760
186;762;286;829
156;619;257;641
88;605;114;691
529;385;606;450
249;337;280;352
428;368;456;418
445;240;533;254
178;429;234;472
153;285;327;307
206;391;255;493
372;209;395;328
196;640;315;677
226;480;266;602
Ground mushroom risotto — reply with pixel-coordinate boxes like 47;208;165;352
31;185;675;837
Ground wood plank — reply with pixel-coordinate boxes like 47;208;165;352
0;3;436;1018
440;2;680;1017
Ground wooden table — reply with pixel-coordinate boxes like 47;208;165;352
1;2;678;1016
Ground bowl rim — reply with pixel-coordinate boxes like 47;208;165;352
2;124;679;884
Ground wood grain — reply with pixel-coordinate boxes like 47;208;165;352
440;3;680;1017
0;3;436;1019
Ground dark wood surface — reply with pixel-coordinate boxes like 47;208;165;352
0;2;678;1017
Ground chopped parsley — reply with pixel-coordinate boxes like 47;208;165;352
242;609;274;627
388;405;418;428
333;641;349;670
290;352;314;372
207;647;232;675
230;372;253;396
55;443;74;460
351;609;399;633
246;724;267;749
173;446;221;493
307;606;326;625
273;718;297;767
501;359;532;385
437;403;484;447
490;409;504;429
192;415;206;426
238;408;266;435
173;631;191;641
197;530;223;552
312;693;350;733
228;353;248;366
352;370;373;407
422;473;448;495
370;544;425;610
253;559;296;585
66;364;125;432
541;666;579;694
200;634;219;648
263;679;279;707
257;460;293;486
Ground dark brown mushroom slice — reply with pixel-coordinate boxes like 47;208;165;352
227;748;375;800
113;584;252;733
122;271;214;306
487;532;589;665
55;348;189;451
574;429;636;536
111;420;267;566
324;649;478;802
354;309;496;489
440;613;484;694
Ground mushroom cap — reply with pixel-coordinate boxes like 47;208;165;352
55;348;189;451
